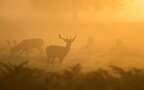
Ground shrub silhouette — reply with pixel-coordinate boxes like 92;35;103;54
0;61;144;90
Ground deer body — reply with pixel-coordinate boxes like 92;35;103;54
10;39;44;55
46;34;76;63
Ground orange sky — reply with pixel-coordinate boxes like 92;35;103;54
0;0;144;48
0;0;144;22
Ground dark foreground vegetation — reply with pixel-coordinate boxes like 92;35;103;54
0;60;144;90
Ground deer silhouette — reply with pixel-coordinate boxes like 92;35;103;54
7;38;44;55
46;34;76;63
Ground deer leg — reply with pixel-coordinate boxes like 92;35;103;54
38;47;43;55
47;56;52;64
51;57;55;64
47;56;55;64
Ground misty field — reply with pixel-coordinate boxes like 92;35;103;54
0;54;144;90
0;37;144;90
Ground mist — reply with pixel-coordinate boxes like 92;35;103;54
0;0;144;71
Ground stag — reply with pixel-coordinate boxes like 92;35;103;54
7;38;44;55
46;34;76;63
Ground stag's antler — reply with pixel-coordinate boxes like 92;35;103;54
59;34;67;41
59;34;77;42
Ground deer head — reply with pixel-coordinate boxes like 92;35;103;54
59;34;77;49
6;40;17;49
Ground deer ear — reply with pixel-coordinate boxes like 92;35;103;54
6;40;11;46
6;40;13;48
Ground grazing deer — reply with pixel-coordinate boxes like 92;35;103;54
46;34;76;63
7;38;44;55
